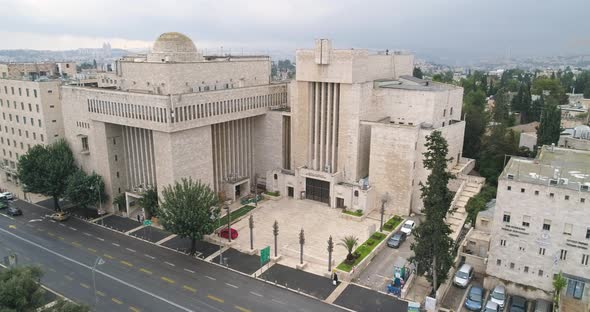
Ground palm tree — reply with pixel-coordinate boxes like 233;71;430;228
338;236;359;261
112;193;126;212
553;272;567;311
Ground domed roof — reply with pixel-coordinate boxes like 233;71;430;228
152;32;197;54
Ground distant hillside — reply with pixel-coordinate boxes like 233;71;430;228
0;48;130;63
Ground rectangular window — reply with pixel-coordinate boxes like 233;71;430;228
564;223;573;235
503;213;511;223
507;186;512;191
582;198;586;203
565;195;570;200
543;219;551;231
81;137;89;151
587;228;590;239
566;279;585;299
524;266;529;273
535;190;539;195
496;259;501;266
522;215;531;227
539;247;546;255
521;188;525;193
510;262;515;269
582;254;589;266
34;90;37;97
500;239;507;246
550;193;555;198
38;119;41;127
538;270;543;276
560;249;568;260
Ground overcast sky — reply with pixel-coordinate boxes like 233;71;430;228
1;0;589;63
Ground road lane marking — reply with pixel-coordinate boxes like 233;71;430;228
235;306;251;312
206;275;216;280
8;225;16;229
103;254;114;259
49;220;56;223
120;260;133;267
59;223;66;227
96;237;104;241
207;295;224;303
48;268;56;272
47;232;56;237
250;291;263;297
68;226;77;231
0;214;15;220
184;268;195;273
126;248;136;253
65;275;74;281
71;242;82;247
139;268;153;275
112;298;123;305
161;276;175;284
144;254;155;259
272;299;286;305
87;248;97;253
112;243;120;247
83;232;92;236
26;223;34;227
96;291;106;297
58;236;65;240
183;285;197;293
129;307;141;312
164;261;175;267
80;283;91;289
0;227;214;312
36;228;44;232
225;283;238;289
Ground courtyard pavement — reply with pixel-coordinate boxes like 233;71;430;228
333;283;408;312
229;197;386;276
211;248;261;275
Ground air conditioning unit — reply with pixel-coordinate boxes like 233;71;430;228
581;185;589;192
549;179;558;186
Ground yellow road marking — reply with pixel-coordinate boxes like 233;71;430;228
80;283;90;289
96;291;106;297
65;275;74;281
161;276;175;284
71;242;82;247
235;306;252;312
120;260;133;267
182;285;197;293
129;307;141;312
112;298;123;305
36;228;44;231
58;236;65;240
139;268;152;275
87;247;97;253
47;232;55;236
207;294;224;303
8;225;16;229
103;254;114;259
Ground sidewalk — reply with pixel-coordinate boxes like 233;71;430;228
0;179;48;204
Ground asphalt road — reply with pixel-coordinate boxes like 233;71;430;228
0;200;343;312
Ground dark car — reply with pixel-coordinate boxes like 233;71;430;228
0;201;8;210
387;232;407;248
509;296;528;312
464;286;484;311
7;206;22;216
219;228;238;240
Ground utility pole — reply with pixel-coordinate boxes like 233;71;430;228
299;228;305;265
327;236;334;272
380;192;389;232
249;214;254;250
226;204;231;243
273;220;279;257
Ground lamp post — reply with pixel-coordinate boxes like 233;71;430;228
92;256;105;309
380;192;389;232
273;220;279;258
299;228;305;265
226;204;231;243
327;236;334;272
249;214;254;250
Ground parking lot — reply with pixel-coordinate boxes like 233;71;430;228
441;272;484;310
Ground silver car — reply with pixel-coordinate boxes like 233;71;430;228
490;285;507;310
484;300;500;312
453;263;473;288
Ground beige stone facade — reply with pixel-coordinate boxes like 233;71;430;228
61;32;289;211
0;77;64;183
269;39;466;216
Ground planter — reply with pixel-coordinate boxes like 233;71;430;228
340;210;366;221
262;193;280;201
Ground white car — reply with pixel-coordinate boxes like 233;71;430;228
0;192;14;200
490;285;506;310
400;220;416;236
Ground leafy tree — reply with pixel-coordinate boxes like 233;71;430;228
511;83;532;123
113;193;126;212
413;67;423;79
410;131;455;297
584;80;590;99
43;299;90;312
432;71;453;84
0;266;44;311
64;170;106;209
553;272;567;310
531;77;567;105
159;178;219;255
138;187;159;218
530;95;544;122
338;235;359;262
478;124;519;185
536;96;562;148
492;89;511;124
462;90;488;159
17;139;77;211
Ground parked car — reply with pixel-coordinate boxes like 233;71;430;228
0;201;8;209
387;231;407;248
0;192;14;200
400;220;415;236
483;300;500;312
7;206;22;216
464;285;484;311
50;212;70;222
508;296;528;312
490;285;507;310
453;263;474;288
219;228;238;240
533;299;552;312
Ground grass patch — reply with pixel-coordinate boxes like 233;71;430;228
264;191;280;197
214;205;255;228
336;232;387;272
382;215;403;232
342;209;363;217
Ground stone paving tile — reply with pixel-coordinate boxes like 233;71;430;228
161;236;221;258
100;215;141;232
128;226;171;243
334;283;408;312
211;248;260;275
259;264;336;300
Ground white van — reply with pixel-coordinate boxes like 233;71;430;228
453;263;473;288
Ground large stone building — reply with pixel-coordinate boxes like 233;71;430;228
485;146;590;308
269;39;466;216
61;32;289;211
0;65;67;183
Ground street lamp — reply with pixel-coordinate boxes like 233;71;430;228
92;256;105;309
380;192;390;232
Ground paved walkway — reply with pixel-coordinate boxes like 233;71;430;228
333;283;408;312
211;248;261;275
259;264;337;300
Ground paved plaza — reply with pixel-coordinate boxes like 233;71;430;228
229;197;388;276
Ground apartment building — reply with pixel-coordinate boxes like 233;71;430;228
485;146;590;308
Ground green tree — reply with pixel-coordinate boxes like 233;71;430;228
112;193;126;212
159;178;219;255
138;187;159;219
17;139;77;211
43;299;90;312
413;67;423;79
478;125;519;185
531;77;567;105
553;272;567;310
462;90;488;159
492;89;511;124
584;80;590;99
536;96;562;148
530;95;544;122
338;235;359;262
64;170;106;209
410;131;455;297
0;266;44;311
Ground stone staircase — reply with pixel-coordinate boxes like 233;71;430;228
447;177;484;242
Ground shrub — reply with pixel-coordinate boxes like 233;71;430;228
466;184;497;224
343;209;363;217
264;191;280;197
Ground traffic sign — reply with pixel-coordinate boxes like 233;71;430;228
260;246;270;266
143;220;152;226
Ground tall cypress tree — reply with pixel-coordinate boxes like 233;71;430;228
536;96;562;148
410;131;455;297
